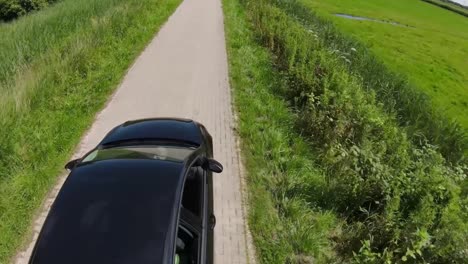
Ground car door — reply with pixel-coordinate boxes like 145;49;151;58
197;161;216;264
204;167;214;264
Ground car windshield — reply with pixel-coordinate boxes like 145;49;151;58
82;145;195;163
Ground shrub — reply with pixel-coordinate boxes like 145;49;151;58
0;0;59;21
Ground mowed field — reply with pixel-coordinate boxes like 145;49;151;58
302;0;468;128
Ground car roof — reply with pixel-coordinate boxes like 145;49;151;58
100;118;203;146
30;159;187;264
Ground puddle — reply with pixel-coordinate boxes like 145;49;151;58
334;13;408;27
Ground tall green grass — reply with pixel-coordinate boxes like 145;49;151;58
0;0;181;262
0;0;136;113
228;0;467;262
272;0;467;165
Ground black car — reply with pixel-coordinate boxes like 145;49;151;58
29;118;222;264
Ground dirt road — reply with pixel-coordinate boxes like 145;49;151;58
15;0;255;262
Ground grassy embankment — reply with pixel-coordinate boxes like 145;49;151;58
422;0;468;17
0;0;181;262
301;0;468;130
224;0;467;263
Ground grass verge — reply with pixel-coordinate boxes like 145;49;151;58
223;0;337;262
0;0;181;262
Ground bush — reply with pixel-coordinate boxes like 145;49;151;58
241;0;467;262
0;0;59;21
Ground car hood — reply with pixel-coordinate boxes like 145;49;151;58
30;159;184;264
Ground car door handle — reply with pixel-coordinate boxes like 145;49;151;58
209;214;216;230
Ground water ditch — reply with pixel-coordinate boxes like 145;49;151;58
334;13;411;27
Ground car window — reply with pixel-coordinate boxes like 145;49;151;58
176;166;206;264
181;167;204;218
175;224;199;264
81;145;195;163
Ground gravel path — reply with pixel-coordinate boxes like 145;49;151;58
15;0;255;262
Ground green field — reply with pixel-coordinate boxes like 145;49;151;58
0;0;181;262
224;0;467;262
301;0;468;128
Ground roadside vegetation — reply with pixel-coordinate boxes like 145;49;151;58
0;0;61;21
0;0;181;262
224;0;467;263
302;0;468;130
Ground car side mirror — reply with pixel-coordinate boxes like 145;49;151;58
203;158;223;173
65;159;80;171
